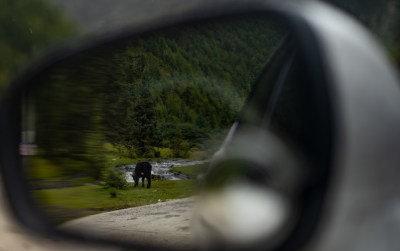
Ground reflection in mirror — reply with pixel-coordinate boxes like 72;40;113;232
20;14;292;249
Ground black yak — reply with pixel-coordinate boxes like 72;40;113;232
132;161;152;188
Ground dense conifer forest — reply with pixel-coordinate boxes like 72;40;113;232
32;14;285;178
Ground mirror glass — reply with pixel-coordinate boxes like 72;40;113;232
19;13;300;249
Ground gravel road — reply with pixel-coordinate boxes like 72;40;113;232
61;196;197;250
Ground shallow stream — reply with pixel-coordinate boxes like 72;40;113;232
116;159;209;182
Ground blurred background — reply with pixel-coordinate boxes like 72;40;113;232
0;0;399;250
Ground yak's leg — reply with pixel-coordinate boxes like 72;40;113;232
134;176;138;187
142;176;145;187
147;176;151;188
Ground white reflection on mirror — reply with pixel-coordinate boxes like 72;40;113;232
20;14;294;250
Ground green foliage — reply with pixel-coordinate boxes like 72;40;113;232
100;14;285;159
102;169;129;189
0;0;77;93
34;62;107;179
32;14;285;181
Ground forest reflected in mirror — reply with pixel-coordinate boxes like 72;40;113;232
20;14;287;248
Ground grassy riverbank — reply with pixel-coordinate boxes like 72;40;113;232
31;162;209;224
170;163;209;178
33;179;198;224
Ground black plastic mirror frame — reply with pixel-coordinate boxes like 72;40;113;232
0;2;335;250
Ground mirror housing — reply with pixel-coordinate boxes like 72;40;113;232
1;1;399;250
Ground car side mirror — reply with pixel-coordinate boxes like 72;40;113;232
1;1;399;251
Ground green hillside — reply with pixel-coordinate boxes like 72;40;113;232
32;14;285;179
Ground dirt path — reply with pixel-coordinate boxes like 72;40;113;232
61;196;197;250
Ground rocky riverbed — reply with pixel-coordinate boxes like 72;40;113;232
116;159;209;182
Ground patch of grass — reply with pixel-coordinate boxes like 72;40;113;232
26;157;96;189
170;163;209;178
33;180;197;224
25;157;64;180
